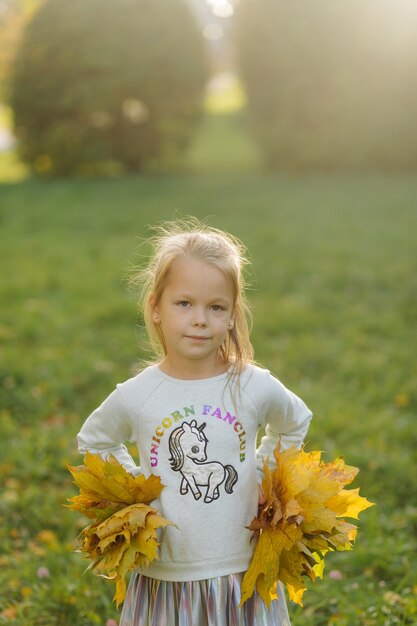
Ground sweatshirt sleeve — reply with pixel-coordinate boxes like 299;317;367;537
77;385;141;475
255;371;312;479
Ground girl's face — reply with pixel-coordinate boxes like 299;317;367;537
153;257;234;378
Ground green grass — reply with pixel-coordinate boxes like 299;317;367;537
0;113;416;625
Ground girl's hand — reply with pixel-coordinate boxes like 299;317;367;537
257;483;266;506
252;484;267;530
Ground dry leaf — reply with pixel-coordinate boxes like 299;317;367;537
240;445;374;608
67;452;172;607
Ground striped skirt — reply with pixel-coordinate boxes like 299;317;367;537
119;572;291;626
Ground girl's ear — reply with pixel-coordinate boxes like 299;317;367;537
229;308;235;329
149;293;160;320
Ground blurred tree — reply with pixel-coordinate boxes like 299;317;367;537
0;0;41;102
10;0;208;176
234;0;417;171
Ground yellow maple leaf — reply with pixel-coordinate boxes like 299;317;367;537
326;488;374;519
67;453;173;607
241;444;374;608
67;451;163;510
321;456;358;486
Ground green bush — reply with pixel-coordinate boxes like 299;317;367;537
10;0;208;176
234;0;417;171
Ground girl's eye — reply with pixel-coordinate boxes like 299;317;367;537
211;304;225;311
177;301;189;307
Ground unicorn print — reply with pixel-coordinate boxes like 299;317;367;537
168;420;238;503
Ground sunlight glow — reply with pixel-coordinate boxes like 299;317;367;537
0;2;9;17
203;23;224;41
205;72;246;114
212;3;234;18
206;0;234;18
121;99;149;124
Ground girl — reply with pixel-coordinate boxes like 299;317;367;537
77;219;312;626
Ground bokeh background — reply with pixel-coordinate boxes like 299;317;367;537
0;1;416;624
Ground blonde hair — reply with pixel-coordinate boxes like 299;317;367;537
130;218;254;377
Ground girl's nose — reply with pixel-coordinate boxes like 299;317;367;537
192;319;207;327
192;308;207;326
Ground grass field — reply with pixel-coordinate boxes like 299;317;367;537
0;111;417;625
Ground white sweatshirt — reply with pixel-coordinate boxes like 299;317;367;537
77;363;312;582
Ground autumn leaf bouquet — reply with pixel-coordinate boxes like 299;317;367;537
240;445;374;608
67;452;172;607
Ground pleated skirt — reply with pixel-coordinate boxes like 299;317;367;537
119;572;291;626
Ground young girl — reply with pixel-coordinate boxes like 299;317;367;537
77;219;312;626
